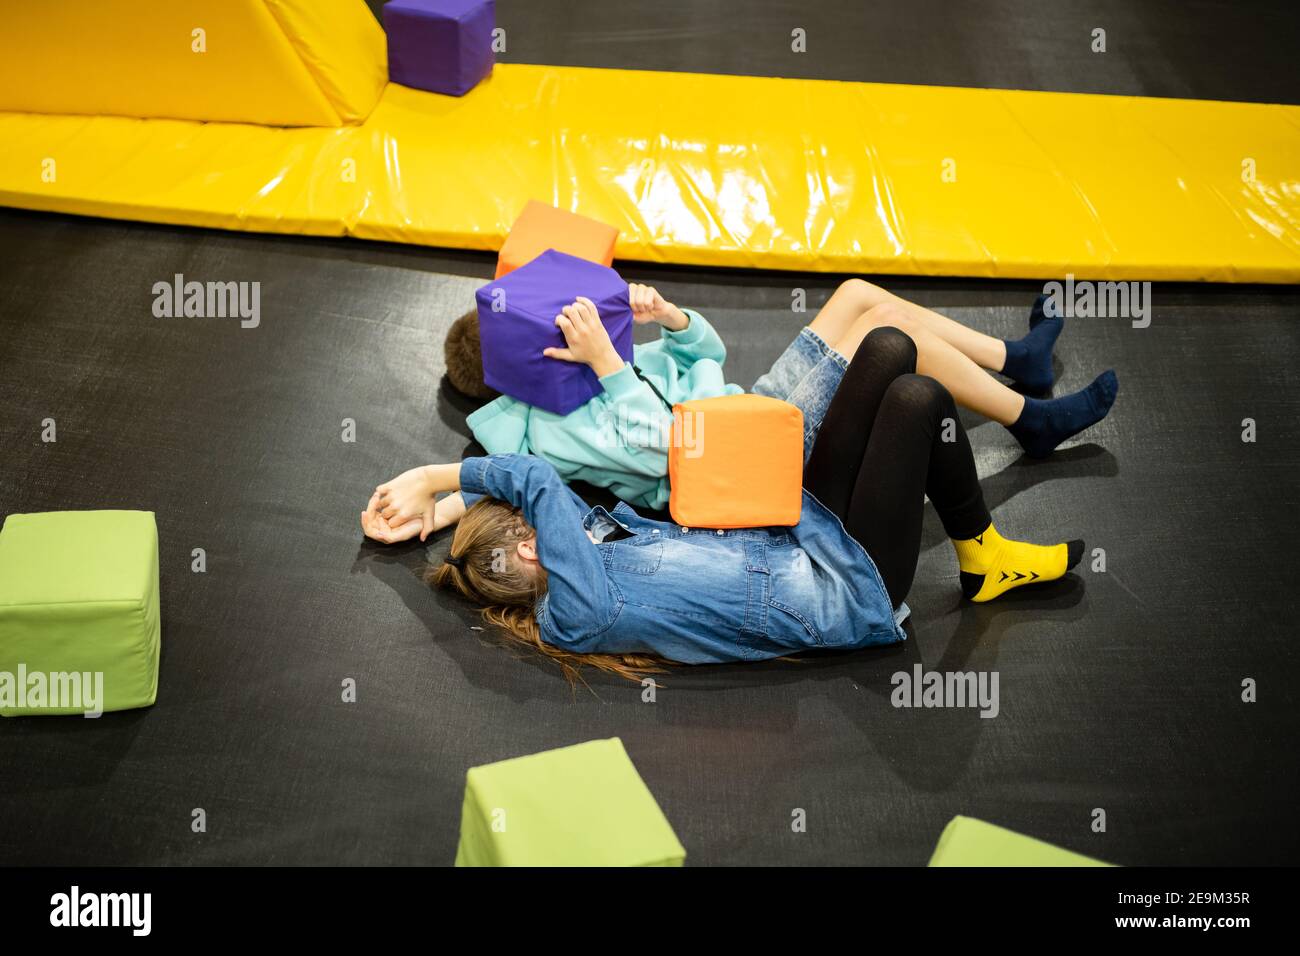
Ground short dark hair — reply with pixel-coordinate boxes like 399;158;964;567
444;309;498;399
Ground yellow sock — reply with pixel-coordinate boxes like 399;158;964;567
951;523;1083;603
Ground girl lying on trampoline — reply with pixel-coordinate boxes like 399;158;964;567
361;321;1085;682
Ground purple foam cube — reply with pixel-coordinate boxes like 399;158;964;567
476;250;634;415
383;0;495;97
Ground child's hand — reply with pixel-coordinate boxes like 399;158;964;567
361;485;466;544
360;505;424;544
544;297;624;378
629;283;689;332
369;466;439;540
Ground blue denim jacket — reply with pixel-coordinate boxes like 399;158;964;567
459;455;907;665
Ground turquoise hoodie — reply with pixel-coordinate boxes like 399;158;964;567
465;309;742;510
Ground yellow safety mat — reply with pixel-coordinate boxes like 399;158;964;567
2;63;1297;281
0;0;385;127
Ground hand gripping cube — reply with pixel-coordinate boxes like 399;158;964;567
476;249;634;415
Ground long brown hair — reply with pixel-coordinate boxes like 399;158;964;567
427;498;670;686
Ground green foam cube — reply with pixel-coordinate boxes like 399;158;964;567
928;815;1113;867
455;738;686;867
0;511;160;717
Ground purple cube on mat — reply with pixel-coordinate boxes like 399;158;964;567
383;0;495;97
476;250;634;415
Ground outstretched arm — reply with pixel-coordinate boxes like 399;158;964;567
366;455;619;641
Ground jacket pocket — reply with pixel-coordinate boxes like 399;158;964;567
768;599;823;646
739;540;769;638
605;537;663;575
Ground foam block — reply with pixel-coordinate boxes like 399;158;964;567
928;816;1113;867
455;738;686;866
476;249;633;415
669;395;804;529
384;0;495;98
496;200;620;278
0;511;161;717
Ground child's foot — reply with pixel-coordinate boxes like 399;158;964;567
953;524;1084;602
1006;370;1118;458
1002;300;1063;393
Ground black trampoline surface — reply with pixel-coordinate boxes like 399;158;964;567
1;207;1299;866
364;0;1300;105
4;1;1300;868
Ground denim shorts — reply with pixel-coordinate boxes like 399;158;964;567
751;327;848;461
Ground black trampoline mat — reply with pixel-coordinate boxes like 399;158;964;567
365;0;1300;105
1;207;1298;865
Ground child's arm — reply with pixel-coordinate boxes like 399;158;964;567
367;456;620;641
545;294;673;416
588;367;675;467
630;282;727;373
543;296;675;464
433;492;468;530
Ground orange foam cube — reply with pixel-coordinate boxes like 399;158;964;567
668;395;804;529
495;200;620;278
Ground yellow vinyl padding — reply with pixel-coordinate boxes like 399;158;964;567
1;64;1297;281
263;0;388;124
0;0;385;127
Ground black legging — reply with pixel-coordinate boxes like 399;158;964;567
804;327;992;607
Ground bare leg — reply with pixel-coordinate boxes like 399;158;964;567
806;278;884;349
834;303;1025;425
815;278;1009;371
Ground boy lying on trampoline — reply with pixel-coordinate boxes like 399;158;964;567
361;324;1085;682
430;278;1116;522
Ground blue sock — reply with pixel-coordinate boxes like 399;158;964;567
1029;292;1057;328
1001;298;1063;393
1008;370;1119;458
